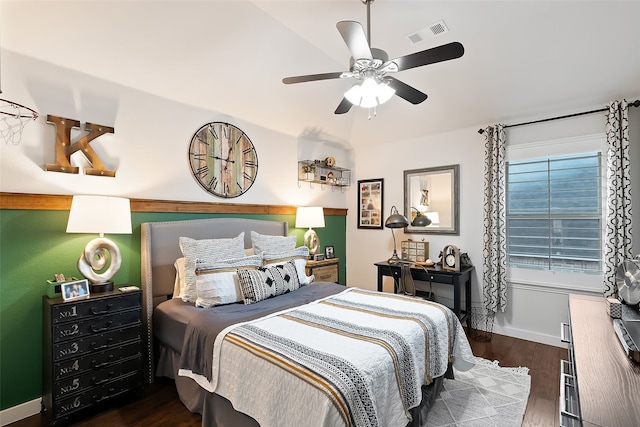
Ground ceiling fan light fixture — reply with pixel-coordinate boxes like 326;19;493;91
344;78;395;108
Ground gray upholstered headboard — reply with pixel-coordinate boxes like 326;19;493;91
140;217;289;382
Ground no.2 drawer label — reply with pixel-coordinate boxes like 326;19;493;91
59;323;79;337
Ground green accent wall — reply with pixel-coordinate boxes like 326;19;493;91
0;209;346;410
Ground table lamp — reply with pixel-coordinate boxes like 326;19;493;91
384;205;409;264
425;212;440;226
66;195;132;293
295;206;325;256
411;207;432;227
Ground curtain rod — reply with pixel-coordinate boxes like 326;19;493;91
477;99;640;134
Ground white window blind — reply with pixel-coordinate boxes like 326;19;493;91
506;152;602;273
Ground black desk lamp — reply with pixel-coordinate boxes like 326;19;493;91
385;205;409;264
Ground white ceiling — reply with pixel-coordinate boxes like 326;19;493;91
3;0;640;147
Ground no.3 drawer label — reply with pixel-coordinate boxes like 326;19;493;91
58;341;80;358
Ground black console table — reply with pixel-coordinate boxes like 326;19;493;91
374;261;474;324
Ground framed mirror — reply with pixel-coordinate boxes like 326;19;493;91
404;164;459;235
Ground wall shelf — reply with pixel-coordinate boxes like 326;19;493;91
298;160;351;189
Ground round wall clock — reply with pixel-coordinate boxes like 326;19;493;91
188;122;258;198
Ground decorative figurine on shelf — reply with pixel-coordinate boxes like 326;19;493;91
302;163;317;180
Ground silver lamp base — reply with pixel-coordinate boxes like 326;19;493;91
304;228;320;256
77;236;122;293
90;281;114;293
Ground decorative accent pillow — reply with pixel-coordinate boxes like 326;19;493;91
237;261;301;304
262;247;314;285
173;257;186;299
179;233;246;303
251;231;296;255
195;255;262;308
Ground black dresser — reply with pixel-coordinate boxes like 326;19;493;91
42;289;144;425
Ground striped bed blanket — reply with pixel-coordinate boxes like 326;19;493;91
179;287;475;427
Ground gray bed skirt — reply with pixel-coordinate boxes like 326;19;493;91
156;344;449;427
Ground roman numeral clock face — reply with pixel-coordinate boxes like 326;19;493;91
188;122;258;198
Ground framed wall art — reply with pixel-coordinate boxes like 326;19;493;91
357;178;384;229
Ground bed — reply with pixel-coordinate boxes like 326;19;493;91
140;217;474;427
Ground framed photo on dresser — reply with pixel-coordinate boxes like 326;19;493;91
357;178;384;229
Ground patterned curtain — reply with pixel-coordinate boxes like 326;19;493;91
604;99;633;298
482;124;507;313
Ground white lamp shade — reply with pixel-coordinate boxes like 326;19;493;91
344;78;395;108
67;195;132;234
295;206;325;229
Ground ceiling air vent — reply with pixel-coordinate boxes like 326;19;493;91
405;20;449;44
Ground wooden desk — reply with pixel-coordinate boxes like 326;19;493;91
374;261;474;323
566;294;640;427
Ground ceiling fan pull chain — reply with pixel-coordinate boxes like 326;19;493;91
367;106;377;120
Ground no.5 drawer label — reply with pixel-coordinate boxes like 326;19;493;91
57;378;80;397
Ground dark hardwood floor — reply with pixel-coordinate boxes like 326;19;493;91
10;332;566;427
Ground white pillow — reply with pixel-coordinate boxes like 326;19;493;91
237;261;301;305
195;255;262;308
179;233;246;303
173;257;186;299
251;231;296;254
262;247;314;285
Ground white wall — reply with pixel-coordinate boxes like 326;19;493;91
0;51;350;209
347;106;640;348
4;47;639;349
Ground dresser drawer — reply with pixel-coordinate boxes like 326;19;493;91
54;355;142;399
53;341;141;380
53;371;142;419
52;309;140;342
312;265;338;282
51;293;141;324
53;325;141;362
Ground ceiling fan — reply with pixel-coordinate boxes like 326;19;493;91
282;0;465;116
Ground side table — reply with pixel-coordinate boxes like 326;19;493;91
306;258;339;283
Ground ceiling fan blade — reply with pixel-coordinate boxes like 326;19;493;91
334;97;353;114
387;77;428;105
336;21;372;61
391;42;464;72
282;72;343;84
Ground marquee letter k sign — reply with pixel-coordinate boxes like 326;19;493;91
46;115;116;177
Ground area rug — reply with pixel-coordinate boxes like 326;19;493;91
425;357;531;427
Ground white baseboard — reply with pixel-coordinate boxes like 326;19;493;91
0;398;41;426
493;324;568;349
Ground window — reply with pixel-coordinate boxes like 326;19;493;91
506;152;602;274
